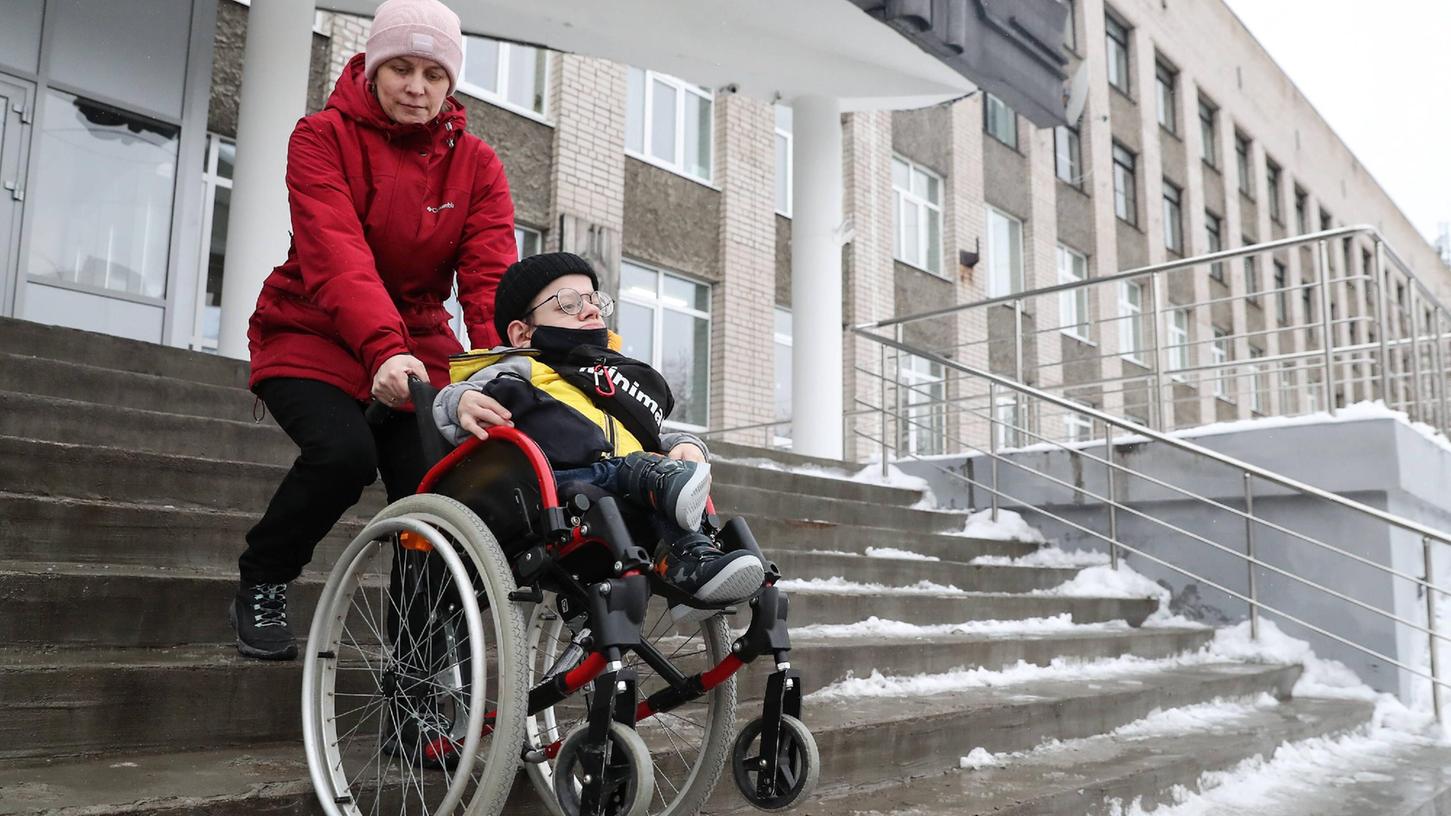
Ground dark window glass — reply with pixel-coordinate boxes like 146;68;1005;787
1106;14;1130;93
1112;142;1137;225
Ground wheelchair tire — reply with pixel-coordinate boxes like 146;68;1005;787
552;721;655;816
730;714;820;811
525;597;736;816
302;494;529;816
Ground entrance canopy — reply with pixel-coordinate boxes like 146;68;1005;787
318;0;998;111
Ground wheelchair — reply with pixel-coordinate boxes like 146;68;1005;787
301;378;820;816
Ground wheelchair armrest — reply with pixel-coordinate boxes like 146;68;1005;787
408;378;453;468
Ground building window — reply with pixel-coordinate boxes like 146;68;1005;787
1266;160;1283;223
1155;59;1178;133
1212;328;1231;399
192;134;235;351
1169;307;1190;372
1120;280;1144;363
28;91;180;301
1112;142;1137;226
1320;209;1333;232
1206;211;1224;281
984;93;1018;149
899;354;946;456
1235;131;1252;195
994;396;1022;449
625;67;714;183
458;36;548;117
1249;347;1266;413
773;307;792;440
1244;244;1259;305
1199;97;1218;168
893;156;945;275
1162;179;1183;253
1295;187;1309;234
774;105;793;215
1105;13;1131;94
1062;0;1077;50
1054;125;1082;186
618;259;711;427
1274;261;1289;322
987;206;1025;297
1065;405;1093;443
1058;244;1089;340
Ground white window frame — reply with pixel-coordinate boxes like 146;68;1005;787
899;353;946;456
1244;247;1260;304
191;133;235;352
619;259;713;430
774;105;793;216
457;36;550;121
1064;405;1094;444
1168;307;1190;376
1119;280;1144;364
894;156;945;276
1058;244;1090;341
994;395;1022;449
1249;347;1266;414
626;67;715;184
1199;97;1218;167
1206;211;1225;281
1212;329;1231;400
986;205;1024;298
1112;142;1137;225
984;93;1018;149
1105;14;1131;93
1162;179;1183;252
1055;125;1082;187
1155;60;1177;133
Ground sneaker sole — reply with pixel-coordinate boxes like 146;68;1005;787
692;554;765;605
671;461;712;530
228;602;299;661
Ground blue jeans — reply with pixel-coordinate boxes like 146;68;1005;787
553;459;696;546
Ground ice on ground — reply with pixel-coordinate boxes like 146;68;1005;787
776;576;971;596
1110;694;1279;738
958;747;999;770
864;546;940;561
955;509;1047;543
971;546;1111;568
791;612;1129;640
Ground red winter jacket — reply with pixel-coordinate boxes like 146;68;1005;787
247;53;516;400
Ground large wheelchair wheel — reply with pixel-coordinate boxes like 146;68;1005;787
303;495;529;816
524;594;736;816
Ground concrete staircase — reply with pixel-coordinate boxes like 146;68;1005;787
0;315;1447;815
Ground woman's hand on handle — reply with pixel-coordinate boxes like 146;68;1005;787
372;353;426;407
457;390;514;440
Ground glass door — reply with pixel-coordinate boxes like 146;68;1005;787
0;74;35;317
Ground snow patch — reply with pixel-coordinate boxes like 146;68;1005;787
1034;564;1171;602
971;546;1110;568
1110;694;1279;739
791;613;1129;640
863;546;940;561
776;576;971;596
958;747;999;770
955;509;1047;543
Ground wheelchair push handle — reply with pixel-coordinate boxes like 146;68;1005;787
363;373;429;426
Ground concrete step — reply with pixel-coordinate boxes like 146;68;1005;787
772;550;1078;592
0;315;251;391
0;627;1212;760
0;351;259;422
0;561;1157;648
711;483;967;534
801;696;1376;816
746;515;1036;560
0;661;1303;814
0;390;927;508
0;493;1031;580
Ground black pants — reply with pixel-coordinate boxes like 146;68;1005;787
239;377;430;585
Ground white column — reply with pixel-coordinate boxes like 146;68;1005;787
217;0;317;359
790;95;844;459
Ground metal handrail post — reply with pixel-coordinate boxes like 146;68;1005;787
1316;240;1337;414
1426;535;1443;724
988;380;1000;523
1245;473;1259;641
1374;240;1391;404
1148;271;1166;430
1410;287;1425;423
1105;423;1119;570
880;338;890;478
1014;298;1025;386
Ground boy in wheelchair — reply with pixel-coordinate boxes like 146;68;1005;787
432;252;767;610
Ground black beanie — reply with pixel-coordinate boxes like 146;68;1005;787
492;252;600;342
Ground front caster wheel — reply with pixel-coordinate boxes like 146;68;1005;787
554;721;655;816
730;714;819;811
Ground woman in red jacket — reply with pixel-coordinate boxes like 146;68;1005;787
231;0;516;660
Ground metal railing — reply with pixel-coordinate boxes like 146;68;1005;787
856;225;1451;441
852;325;1450;721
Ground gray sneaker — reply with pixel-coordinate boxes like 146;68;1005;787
619;451;712;530
229;581;298;660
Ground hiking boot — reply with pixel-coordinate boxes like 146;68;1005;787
656;533;764;606
229;581;298;660
619;451;712;530
383;700;461;770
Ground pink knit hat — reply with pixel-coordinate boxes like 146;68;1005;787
365;0;464;94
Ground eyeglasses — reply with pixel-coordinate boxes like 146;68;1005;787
523;287;615;320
